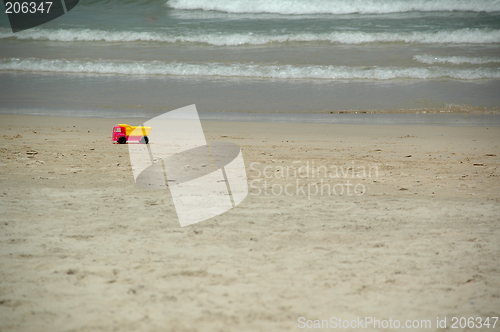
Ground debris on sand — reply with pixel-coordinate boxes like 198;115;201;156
26;150;38;158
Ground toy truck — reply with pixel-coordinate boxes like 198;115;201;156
112;124;152;144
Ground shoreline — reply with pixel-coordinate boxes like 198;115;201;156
3;72;500;114
200;105;500;114
3;104;499;115
1;106;499;128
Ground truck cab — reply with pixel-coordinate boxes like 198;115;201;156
112;125;127;144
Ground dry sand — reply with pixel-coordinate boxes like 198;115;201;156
0;114;499;331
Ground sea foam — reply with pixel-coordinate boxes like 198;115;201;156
1;28;499;46
1;57;499;80
166;0;500;15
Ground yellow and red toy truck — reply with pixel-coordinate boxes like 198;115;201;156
112;124;152;144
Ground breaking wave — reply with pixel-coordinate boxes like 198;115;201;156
1;57;499;80
166;0;500;15
1;28;499;45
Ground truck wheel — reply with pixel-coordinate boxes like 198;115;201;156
141;136;149;144
118;136;127;144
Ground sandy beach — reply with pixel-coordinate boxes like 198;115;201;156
0;113;499;331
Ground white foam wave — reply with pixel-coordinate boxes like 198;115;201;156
0;28;167;43
1;28;499;45
414;54;500;64
166;0;500;15
1;58;499;80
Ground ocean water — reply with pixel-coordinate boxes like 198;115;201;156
0;0;499;116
